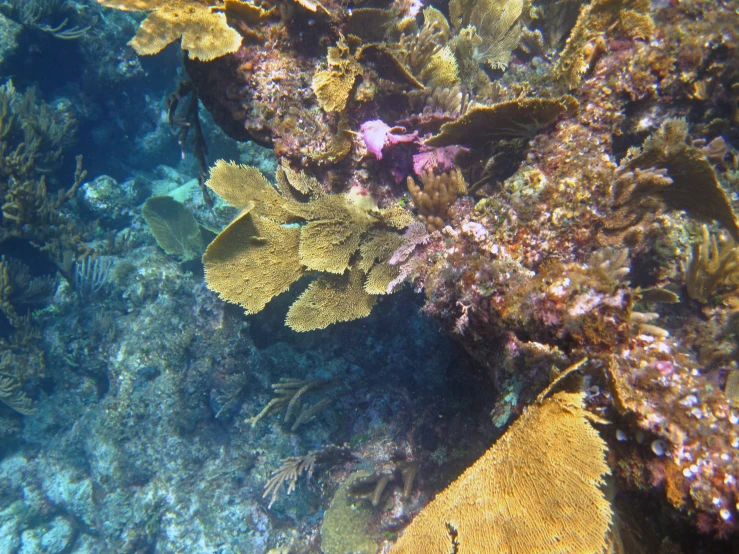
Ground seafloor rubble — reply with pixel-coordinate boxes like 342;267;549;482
1;0;739;552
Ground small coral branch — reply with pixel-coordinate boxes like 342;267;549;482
262;445;355;508
246;377;343;432
685;225;739;303
407;168;467;232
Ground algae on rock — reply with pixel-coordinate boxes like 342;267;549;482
321;471;379;554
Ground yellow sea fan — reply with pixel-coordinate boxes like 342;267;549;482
312;38;363;113
202;208;305;314
389;391;612;554
97;0;243;61
286;268;377;332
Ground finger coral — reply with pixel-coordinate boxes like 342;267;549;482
389;391;611;554
407;168;468;232
97;0;243;61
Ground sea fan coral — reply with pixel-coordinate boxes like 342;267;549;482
97;0;244;61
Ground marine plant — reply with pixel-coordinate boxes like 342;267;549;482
142;196;213;261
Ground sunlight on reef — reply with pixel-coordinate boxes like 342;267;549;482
0;0;737;551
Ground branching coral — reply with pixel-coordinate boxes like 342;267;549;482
347;455;419;507
96;0;244;61
0;370;35;415
603;119;739;245
389;391;611;554
246;377;342;431
597;167;672;246
685;225;739;303
0;81;90;279
203;161;414;331
407;168;468;232
0;0;90;39
263;445;355;508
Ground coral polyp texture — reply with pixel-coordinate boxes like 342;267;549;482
389;391;611;554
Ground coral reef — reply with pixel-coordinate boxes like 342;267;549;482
3;0;739;551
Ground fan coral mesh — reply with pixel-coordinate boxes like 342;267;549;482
97;0;243;61
389;391;611;554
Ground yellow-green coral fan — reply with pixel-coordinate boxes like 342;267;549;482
202;161;414;331
286;267;377;332
389;391;611;554
203;206;306;314
97;0;243;61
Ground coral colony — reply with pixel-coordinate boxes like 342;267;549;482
0;0;738;552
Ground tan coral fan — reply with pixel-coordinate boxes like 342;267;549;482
389;391;612;554
448;0;527;70
426;96;580;149
312;38;363;113
97;0;243;61
203;162;414;331
202;207;305;314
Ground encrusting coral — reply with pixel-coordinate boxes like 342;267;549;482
389;390;611;554
96;0;246;61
